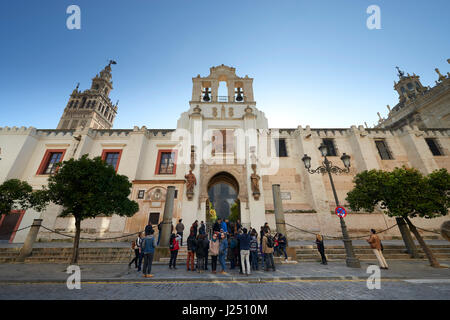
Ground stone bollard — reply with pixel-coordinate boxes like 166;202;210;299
16;219;42;263
154;186;175;261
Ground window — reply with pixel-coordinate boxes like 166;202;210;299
137;190;145;199
425;138;443;156
101;150;122;171
375;139;393;160
155;150;177;174
322;138;337;156
37;149;66;175
275;139;288;157
174;190;178;199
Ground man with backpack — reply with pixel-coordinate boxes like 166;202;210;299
141;228;156;278
262;230;276;271
175;219;184;246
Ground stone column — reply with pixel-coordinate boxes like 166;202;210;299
16;219;42;263
154;186;175;261
272;184;286;236
160;186;176;247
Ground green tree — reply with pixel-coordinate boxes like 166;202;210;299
46;155;139;263
0;179;48;215
346;167;450;268
229;201;240;222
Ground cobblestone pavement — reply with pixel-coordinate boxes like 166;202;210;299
0;279;449;300
0;260;449;282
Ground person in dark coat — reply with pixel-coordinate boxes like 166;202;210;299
186;231;196;271
199;221;206;235
203;234;210;270
196;234;206;272
315;234;327;265
213;219;221;233
192;220;199;237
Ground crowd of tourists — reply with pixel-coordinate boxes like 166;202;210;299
129;219;388;278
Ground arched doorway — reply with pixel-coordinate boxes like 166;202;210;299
206;172;240;223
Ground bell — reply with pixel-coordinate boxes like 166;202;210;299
202;88;210;102
235;88;243;102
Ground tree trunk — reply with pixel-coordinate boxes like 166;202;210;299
71;218;81;264
404;217;440;268
396;217;420;258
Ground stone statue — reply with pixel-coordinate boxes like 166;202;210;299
250;168;261;200
185;170;197;200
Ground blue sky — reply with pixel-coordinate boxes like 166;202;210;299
1;0;449;129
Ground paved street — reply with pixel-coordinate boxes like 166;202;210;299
1;279;449;300
0;260;449;299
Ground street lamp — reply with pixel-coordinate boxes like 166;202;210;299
302;143;361;268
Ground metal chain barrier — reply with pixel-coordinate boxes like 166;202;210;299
415;226;442;235
39;225;152;241
284;222;398;240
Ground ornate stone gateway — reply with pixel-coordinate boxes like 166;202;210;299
207;172;239;221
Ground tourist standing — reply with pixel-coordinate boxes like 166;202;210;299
209;233;220;273
213;219;221;233
229;234;237;269
367;229;388;269
236;219;242;233
192;220;199;237
199;221;206;235
250;231;259;270
142;228;156;278
315;234;327;265
278;233;288;261
221;219;228;235
196;234;206;273
129;232;143;269
203;233;210;270
186;231;196;271
169;233;180;269
157;221;162;245
262;230;276;271
238;228;251;275
259;226;265;267
176;219;184;246
218;232;228;274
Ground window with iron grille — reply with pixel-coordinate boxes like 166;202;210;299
275;139;288;157
425;138;443;156
137;190;145;199
375;139;393;160
43;152;63;174
322;138;337;156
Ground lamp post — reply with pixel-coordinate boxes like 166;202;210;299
301;143;361;268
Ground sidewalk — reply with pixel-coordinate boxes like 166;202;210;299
0;260;448;283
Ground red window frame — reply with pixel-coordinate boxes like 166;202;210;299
0;210;25;243
155;149;178;175
101;149;123;172
36;149;67;175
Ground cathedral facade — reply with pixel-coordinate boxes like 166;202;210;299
1;63;449;243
